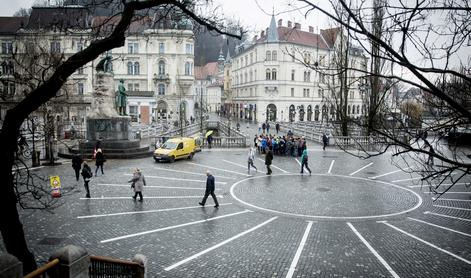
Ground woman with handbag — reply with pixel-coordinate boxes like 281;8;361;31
129;168;146;201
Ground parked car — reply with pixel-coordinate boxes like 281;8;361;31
153;137;196;162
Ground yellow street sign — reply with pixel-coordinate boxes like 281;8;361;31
50;176;61;189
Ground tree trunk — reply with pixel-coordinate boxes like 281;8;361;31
0;114;37;274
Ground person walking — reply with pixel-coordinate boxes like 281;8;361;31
72;154;83;182
247;147;258;174
262;122;266;134
275;122;280;134
207;134;213;149
322;133;328;151
129;168;146;201
199;170;219;208
265;146;273;175
95;148;105;176
300;149;312;175
80;161;92;198
266;122;270;134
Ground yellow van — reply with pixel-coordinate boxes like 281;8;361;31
153;137;196;162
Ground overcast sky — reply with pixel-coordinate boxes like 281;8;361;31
2;0;330;33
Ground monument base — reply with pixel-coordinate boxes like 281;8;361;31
86;116;131;141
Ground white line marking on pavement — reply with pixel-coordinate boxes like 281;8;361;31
433;205;471;211
99;183;221;191
81;195;223;200
432;198;471;202
408;217;471;238
410;183;469;188
347;222;399;278
164;217;277;271
257;158;289;173
424;211;471;222
77;203;233;219
349;162;373;176
369;167;411;179
423;192;471;194
153;167;235;180
101;210;251;243
12;165;45;172
286;221;314;278
123;174;226;185
294;158;301;166
222;159;247;169
188;162;250;176
380;221;471;265
327;160;335;174
392;177;423;183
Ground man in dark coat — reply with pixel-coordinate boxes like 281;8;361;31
71;154;83;181
265;146;273;175
199;170;219;208
275;123;280;134
81;161;92;198
95;148;105;175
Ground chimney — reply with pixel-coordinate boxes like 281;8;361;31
309;26;314;33
287;21;292;28
295;23;301;29
278;19;282;26
261;30;265;37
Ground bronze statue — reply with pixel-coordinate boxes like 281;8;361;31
117;80;127;115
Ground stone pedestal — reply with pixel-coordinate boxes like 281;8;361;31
49;245;89;278
86;117;131;141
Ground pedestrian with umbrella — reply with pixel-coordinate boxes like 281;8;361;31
205;130;213;149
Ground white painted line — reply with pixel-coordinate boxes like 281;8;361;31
98;183;221;191
222;159;247;169
123;174;226;185
286;221;314;278
432;198;471;202
392;177;423;183
164;217;277;271
347;222;399;278
369;167;411;179
327;160;335;174
81;195;223;200
294;158;301;166
77;203;233;219
188;162;250;176
408;217;471;238
424;211;471;222
12;165;45;172
230;174;423;220
433;205;471;211
380;221;471;265
423;192;471;194
410;182;469;188
349;162;373;176
257;158;289;173
101;210;252;243
153;167;236;180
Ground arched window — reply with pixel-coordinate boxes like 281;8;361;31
266;51;271;61
272;51;277;61
134;62;140;75
158;84;165;95
127;62;133;75
314;105;320;121
265;69;271;80
185;62;190;75
158;60;165;75
271;69;277;80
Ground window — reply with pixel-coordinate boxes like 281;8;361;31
50;41;61;53
272;51;277;61
1;42;13;54
77;83;84;95
306;89;310;98
291;88;294;97
254;69;257;80
76;41;84;51
236;76;239;85
134;62;140;75
128;42;139;54
265;69;271;80
128;83;139;91
357;105;360;115
320;73;325;83
271;69;277;80
245;56;248;66
303;71;311;82
348;105;351;115
158;84;165;95
158;60;165;75
266;51;271;61
1;61;14;75
185;43;193;54
319;55;326;66
159;42;165;53
291;70;295;81
249;71;253;82
127;62;133;75
185;62;193;75
350;91;354;99
318;88;323;98
0;82;15;96
244;73;248;83
250;53;253;64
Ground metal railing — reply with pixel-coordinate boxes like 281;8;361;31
24;259;60;278
89;255;144;278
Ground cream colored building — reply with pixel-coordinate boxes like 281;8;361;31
228;16;367;123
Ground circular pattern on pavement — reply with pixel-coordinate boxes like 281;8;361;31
230;173;423;220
